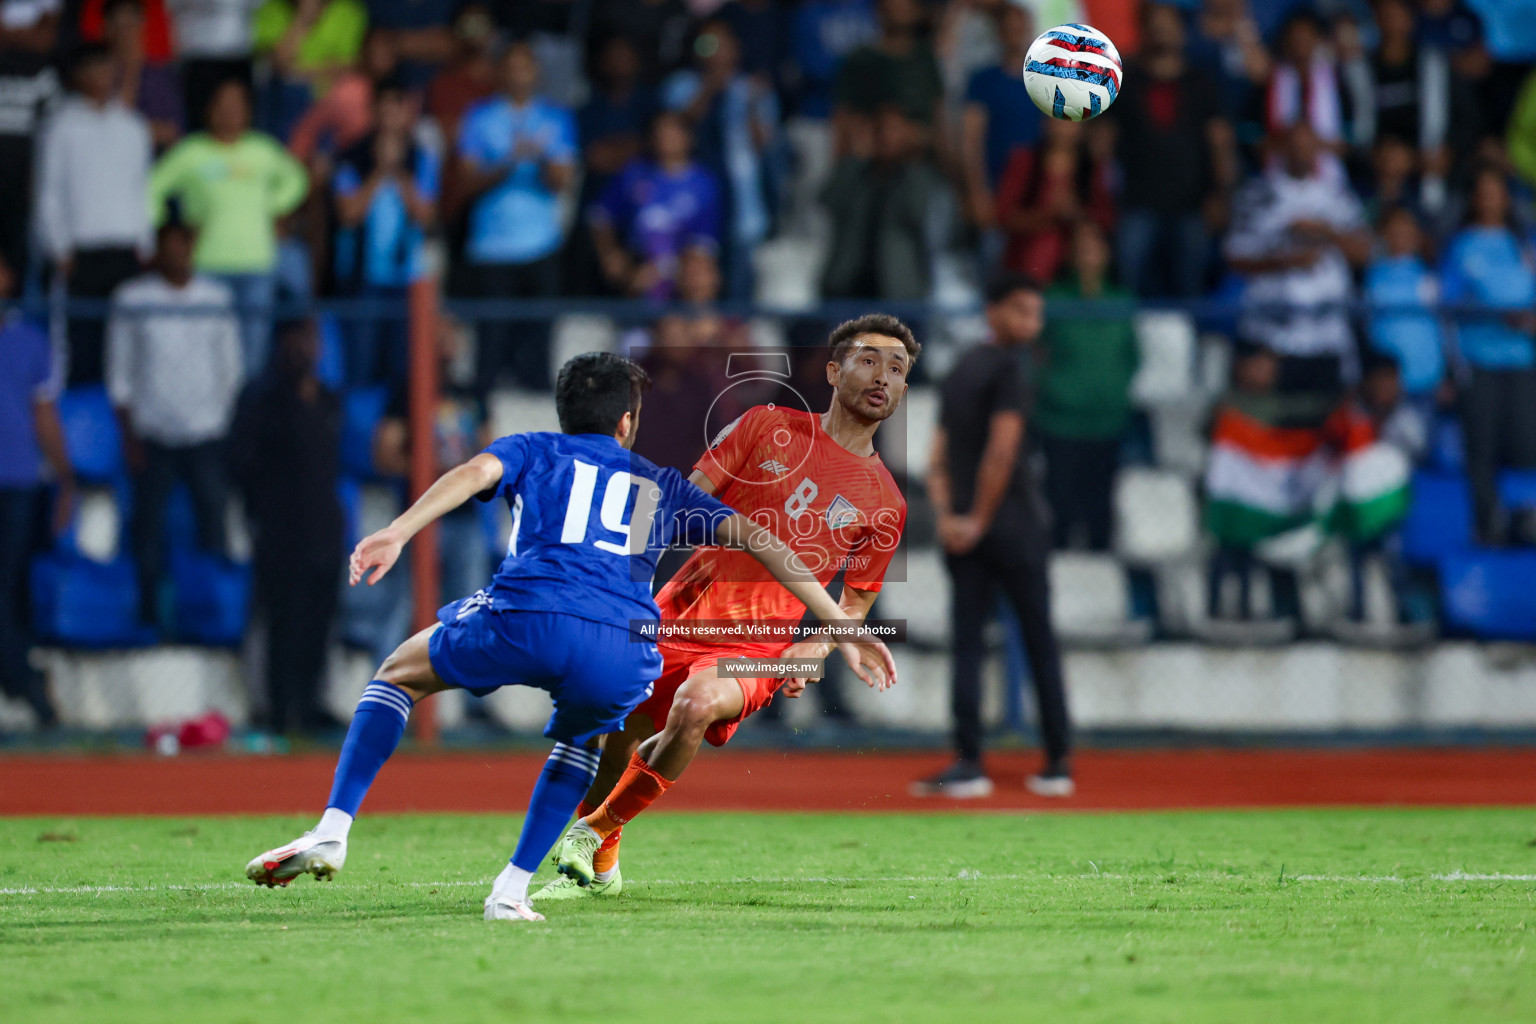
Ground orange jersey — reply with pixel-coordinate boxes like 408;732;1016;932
654;406;907;636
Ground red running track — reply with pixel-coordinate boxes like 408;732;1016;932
2;749;1535;815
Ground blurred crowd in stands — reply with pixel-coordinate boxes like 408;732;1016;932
1;0;1535;733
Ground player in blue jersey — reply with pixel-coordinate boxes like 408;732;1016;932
243;352;895;922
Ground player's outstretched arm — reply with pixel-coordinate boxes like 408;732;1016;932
777;585;879;698
349;452;504;587
712;513;897;691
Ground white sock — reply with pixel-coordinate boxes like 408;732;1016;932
593;865;618;884
315;807;354;842
491;861;534;904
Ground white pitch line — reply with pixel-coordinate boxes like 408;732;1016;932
3;872;1533;898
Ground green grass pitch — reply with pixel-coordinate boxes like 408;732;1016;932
2;809;1533;1023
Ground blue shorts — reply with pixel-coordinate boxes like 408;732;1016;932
429;593;662;745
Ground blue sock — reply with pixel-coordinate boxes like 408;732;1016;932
326;681;413;817
510;742;600;874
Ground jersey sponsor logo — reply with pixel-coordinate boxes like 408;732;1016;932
758;459;790;476
825;493;858;531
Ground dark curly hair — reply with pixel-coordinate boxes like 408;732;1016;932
826;314;921;365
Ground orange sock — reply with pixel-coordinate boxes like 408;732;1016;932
592;830;622;874
576;799;598;819
583;754;672;838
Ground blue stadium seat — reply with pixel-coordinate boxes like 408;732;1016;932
58;386;125;483
1439;551;1536;641
171;550;251;646
30;551;156;647
1196;272;1245;338
1428;415;1465;474
1400;472;1474;566
1498;470;1536;512
341;385;390;479
316;312;346;391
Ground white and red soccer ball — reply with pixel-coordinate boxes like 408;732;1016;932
1023;23;1123;122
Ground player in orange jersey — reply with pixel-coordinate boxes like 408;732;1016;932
537;314;916;901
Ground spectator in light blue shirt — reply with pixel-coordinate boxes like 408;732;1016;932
1464;0;1536;63
333;77;438;385
1440;166;1536;543
455;42;575;391
1365;206;1445;426
661;19;778;301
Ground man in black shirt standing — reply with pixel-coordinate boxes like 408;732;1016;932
230;319;345;734
912;274;1073;799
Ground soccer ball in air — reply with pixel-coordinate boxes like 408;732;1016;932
1023;23;1123;122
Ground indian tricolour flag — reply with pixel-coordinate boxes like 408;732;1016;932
1204;404;1412;547
1204;406;1333;546
1327;407;1413;541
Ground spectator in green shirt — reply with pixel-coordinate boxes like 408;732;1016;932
1035;221;1140;551
255;0;367;84
252;0;368;139
148;78;309;376
1508;67;1536;193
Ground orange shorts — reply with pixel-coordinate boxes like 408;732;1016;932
631;642;788;747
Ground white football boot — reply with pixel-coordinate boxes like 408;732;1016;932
245;832;347;887
483;895;546;922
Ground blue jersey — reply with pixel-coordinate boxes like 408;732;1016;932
588;160;721;271
457;96;577;264
1365;255;1445;395
476;432;734;632
1440;227;1536;370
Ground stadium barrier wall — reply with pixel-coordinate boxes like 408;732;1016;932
14;642;1536;738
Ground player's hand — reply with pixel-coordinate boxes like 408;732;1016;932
350;526;407;586
836;639;897;692
777;640;829;698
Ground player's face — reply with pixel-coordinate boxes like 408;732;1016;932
828;336;910;424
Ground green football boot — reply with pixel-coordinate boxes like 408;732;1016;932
532;866;624;902
553;821;603;886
